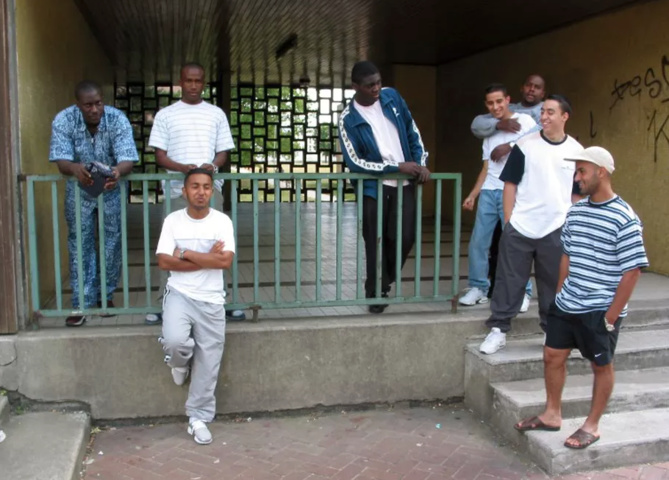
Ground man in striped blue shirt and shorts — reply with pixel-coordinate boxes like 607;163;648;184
514;146;648;450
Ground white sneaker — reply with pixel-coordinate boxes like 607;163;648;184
519;294;531;313
480;327;506;354
459;287;488;306
188;420;212;445
171;367;189;386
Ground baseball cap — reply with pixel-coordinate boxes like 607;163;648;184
564;146;615;174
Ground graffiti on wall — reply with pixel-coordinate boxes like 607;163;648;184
647;109;669;163
605;53;669;162
609;54;669;111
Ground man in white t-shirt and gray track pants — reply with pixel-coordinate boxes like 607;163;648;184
157;167;235;445
479;94;584;355
146;62;244;324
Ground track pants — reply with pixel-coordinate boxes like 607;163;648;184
160;287;226;422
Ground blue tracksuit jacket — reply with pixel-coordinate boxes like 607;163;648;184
338;87;428;198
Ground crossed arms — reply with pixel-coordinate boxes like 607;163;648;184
157;241;233;271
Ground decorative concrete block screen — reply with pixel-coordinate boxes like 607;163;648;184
115;82;354;203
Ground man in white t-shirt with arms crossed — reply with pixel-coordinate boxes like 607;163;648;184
460;83;536;309
146;62;243;324
157;167;235;445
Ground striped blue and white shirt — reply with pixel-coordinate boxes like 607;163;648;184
149;100;235;198
555;196;649;315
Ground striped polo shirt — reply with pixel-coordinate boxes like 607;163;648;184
555;195;649;315
149;100;235;198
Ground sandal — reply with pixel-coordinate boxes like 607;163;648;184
564;428;600;449
514;415;561;432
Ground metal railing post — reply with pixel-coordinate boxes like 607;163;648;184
97;194;107;309
27;178;40;313
335;180;344;301
51;182;63;311
142;180;151;308
433;179;443;297
414;184;423;297
75;186;85;310
315;181;322;301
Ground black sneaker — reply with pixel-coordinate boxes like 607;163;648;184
367;292;389;314
97;300;115;318
66;315;86;327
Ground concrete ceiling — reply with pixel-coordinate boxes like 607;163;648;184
74;0;641;86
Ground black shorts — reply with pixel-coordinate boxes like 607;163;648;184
545;302;622;366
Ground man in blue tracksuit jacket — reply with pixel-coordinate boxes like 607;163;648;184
338;60;431;313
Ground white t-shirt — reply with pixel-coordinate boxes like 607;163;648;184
481;113;537;191
149;100;235;198
156;208;235;304
353;100;408;187
500;131;583;239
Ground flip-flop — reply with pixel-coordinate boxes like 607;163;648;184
514;415;561;432
564;428;600;449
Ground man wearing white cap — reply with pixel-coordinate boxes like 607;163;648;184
514;146;648;450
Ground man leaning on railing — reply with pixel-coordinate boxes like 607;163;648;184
49;80;139;327
144;62;244;325
338;60;431;314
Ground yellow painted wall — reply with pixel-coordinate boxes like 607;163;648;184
16;0;114;307
437;1;669;275
393;65;438;217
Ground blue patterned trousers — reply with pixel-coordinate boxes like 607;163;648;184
64;185;122;309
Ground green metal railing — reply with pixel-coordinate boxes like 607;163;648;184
25;172;461;320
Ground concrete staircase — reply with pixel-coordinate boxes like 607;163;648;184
464;305;669;475
0;396;90;480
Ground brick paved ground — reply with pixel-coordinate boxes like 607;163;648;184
82;404;669;480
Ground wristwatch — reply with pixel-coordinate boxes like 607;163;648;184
212;165;219;174
604;318;615;332
179;248;187;260
509;141;516;149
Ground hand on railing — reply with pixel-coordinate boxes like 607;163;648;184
199;163;216;173
180;164;199;173
72;163;94;186
398;163;431;184
103;167;121;191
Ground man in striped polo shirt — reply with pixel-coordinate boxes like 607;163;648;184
514;146;648;449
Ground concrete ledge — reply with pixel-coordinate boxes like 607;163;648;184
0;395;8;426
2;303;667;421
0;336;18;391
0;411;90;480
4;311;507;420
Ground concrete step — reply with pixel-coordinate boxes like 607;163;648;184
464;329;669;421
490;366;669;442
0;411;90;480
525;407;669;475
0;395;8;427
